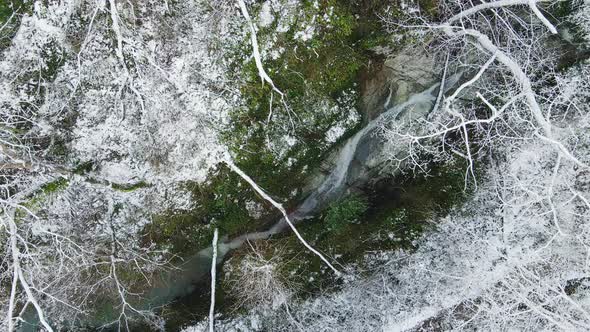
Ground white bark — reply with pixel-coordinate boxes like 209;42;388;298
108;0;125;63
441;25;587;169
209;228;219;332
443;26;553;137
225;159;341;276
236;0;285;98
529;0;558;34
5;211;54;332
446;0;554;29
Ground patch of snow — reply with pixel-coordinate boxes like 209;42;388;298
258;2;274;27
245;200;265;219
325;125;346;144
101;162;140;184
294;25;315;42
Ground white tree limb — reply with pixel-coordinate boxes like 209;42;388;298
225;159;341;276
5;212;54;332
529;0;558;34
446;0;554;29
445;54;497;107
209;228;219;332
236;0;284;98
108;0;125;63
444;27;553;137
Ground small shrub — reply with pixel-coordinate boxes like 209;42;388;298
324;194;368;232
225;242;297;311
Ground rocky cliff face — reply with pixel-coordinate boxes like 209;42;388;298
304;45;440;197
362;46;437;120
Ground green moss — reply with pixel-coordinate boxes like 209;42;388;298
72;160;95;175
324;194;368;232
40;177;69;194
111;181;150;192
145;0;399;270
144;166;270;256
147;0;400;288
0;0;31;50
18;178;70;216
418;0;439;18
0;2;14;23
147;212;212;255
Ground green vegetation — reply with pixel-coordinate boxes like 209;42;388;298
147;0;399;258
146;1;487;326
39;44;68;81
554;0;577;18
324;194;368;232
111;181;150;192
17;178;70;220
0;1;15;23
418;0;440;18
40;177;69;194
0;0;31;50
18;42;68;98
72;160;95;174
144;165;273;256
13;42;68;151
146;0;403;284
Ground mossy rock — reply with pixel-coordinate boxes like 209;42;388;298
111;181;150;192
0;0;31;50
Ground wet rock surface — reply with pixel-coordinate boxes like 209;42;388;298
308;46;440;195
